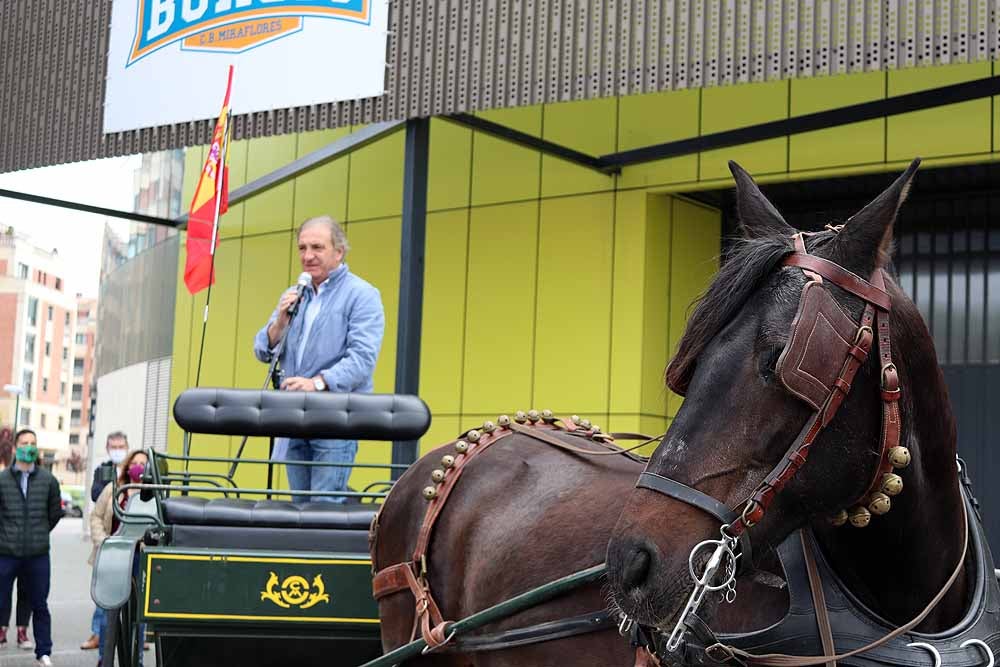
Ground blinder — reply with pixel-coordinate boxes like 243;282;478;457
776;281;866;411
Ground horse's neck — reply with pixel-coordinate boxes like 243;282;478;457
815;303;969;631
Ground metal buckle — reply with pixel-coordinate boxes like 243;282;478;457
881;362;898;389
740;500;760;528
854;324;873;344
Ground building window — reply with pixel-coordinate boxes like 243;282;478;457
41;378;48;392
60;382;66;400
22;370;32;397
19;408;29;426
71;383;83;401
16;263;28;279
69;434;79;445
73;359;84;375
70;409;81;427
27;297;37;326
24;334;34;362
58;416;64;431
40;413;46;429
47;306;53;321
75;333;85;344
62;347;68;361
64;312;69;326
44;341;50;357
55;278;62;291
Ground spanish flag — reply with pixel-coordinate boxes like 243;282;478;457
184;65;233;294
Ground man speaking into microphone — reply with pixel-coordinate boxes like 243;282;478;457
253;216;385;502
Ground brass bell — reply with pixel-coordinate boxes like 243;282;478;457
848;506;871;528
527;410;540;422
467;429;482;443
592;425;601;434
422;486;438;500
541;409;554;422
581;418;592;429
514;411;528;423
888;446;911;469
497;415;511;427
431;469;446;484
829;510;849;527
881;473;903;496
868;492;891;515
455;440;469;454
571;415;581;425
483;421;497;433
441;455;455;469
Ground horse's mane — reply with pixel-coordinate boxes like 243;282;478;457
665;228;842;395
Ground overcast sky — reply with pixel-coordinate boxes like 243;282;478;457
0;155;143;299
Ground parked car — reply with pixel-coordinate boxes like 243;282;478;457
61;490;83;517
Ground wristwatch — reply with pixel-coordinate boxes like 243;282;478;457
313;377;327;392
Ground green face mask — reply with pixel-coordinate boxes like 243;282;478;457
15;445;38;464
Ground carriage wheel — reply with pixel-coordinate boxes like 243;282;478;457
102;578;142;667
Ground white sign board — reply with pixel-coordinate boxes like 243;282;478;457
103;0;389;133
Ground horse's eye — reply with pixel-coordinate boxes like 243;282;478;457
758;345;783;381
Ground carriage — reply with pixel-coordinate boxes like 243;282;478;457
95;161;1000;667
91;387;430;667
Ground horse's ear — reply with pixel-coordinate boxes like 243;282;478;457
826;158;920;276
729;161;794;239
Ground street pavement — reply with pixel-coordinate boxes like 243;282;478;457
0;518;152;667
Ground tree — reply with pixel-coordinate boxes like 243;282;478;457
0;426;12;469
66;448;84;473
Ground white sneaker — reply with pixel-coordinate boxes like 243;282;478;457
18;637;33;650
36;656;52;666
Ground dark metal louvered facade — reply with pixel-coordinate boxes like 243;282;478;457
2;0;1000;174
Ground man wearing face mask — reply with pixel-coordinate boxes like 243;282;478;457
80;432;129;652
0;429;62;666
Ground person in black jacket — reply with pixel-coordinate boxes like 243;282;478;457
0;429;61;666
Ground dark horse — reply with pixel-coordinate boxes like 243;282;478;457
607;160;1000;666
371;418;642;665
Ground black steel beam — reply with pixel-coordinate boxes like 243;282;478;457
445;112;613;173
600;75;1000;171
392;118;430;476
0;188;179;227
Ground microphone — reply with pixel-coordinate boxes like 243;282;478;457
286;272;311;319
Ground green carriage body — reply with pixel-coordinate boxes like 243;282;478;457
91;389;430;667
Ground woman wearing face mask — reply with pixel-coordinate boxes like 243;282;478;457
89;450;149;667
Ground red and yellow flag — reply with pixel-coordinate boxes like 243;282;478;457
184;65;233;294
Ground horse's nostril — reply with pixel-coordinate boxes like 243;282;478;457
621;546;652;590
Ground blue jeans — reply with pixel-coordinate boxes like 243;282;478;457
91;605;105;634
0;574;31;627
285;438;357;503
0;555;50;659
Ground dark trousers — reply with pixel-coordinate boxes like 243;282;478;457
0;555;51;658
0;575;31;627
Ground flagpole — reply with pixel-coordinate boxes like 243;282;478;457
193;85;233;388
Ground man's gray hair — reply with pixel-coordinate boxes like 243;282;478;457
106;431;128;446
298;216;350;254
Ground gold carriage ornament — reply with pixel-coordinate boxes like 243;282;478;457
830;445;911;528
260;572;330;610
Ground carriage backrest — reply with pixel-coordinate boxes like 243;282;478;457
173;388;431;441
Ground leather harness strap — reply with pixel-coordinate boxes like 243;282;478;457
800;532;836;667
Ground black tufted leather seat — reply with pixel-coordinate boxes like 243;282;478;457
162;497;377;553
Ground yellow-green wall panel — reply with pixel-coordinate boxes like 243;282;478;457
181;146;204;206
887;62;993;162
462;201;539;413
540;98;617;198
348;130;404;221
640;195;672;418
700;80;789;181
993;61;999;155
618;89;700;189
790;72;886;171
192;240;242;409
419;415;462;458
609;191;648;414
667;198;721;417
350;441;392;498
428;119;472;212
219;139;248;239
533;194;614;413
419;210;470;415
470;106;542;206
293;128;350;224
243;135;297;236
232;232;292;391
345;217;401;394
168;231;195;456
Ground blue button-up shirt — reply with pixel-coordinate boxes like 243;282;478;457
254;264;385;393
